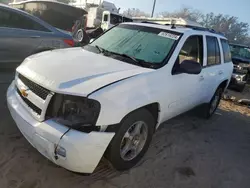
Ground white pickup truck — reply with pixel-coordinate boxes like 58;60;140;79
7;22;233;174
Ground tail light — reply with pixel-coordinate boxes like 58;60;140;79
63;39;74;47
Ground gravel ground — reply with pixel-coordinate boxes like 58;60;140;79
1;73;250;188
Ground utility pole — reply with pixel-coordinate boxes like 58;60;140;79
151;0;156;18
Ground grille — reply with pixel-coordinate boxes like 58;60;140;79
18;74;50;100
16;88;42;115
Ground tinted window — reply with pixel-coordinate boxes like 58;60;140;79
221;39;232;63
0;8;50;32
110;14;122;25
103;14;108;21
206;36;221;66
177;35;203;65
123;17;133;22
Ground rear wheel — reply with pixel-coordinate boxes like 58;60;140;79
105;109;155;171
203;87;223;119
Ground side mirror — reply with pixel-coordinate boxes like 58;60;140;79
89;38;95;43
178;60;202;74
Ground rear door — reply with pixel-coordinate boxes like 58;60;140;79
0;7;51;66
202;36;225;102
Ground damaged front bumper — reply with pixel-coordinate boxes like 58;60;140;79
7;82;115;173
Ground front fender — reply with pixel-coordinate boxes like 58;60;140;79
88;73;160;126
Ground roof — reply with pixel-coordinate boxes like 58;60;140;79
122;22;227;39
133;17;203;28
9;0;87;13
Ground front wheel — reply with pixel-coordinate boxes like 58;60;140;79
203;87;223;119
105;109;155;171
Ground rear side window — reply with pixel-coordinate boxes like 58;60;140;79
206;36;221;66
0;8;50;32
220;39;232;63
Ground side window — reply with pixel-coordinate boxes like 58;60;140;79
206;36;221;66
220;39;232;63
176;35;203;65
0;8;50;32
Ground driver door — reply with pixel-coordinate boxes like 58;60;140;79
163;35;206;120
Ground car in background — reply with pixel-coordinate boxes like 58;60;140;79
0;4;74;69
9;0;88;32
229;43;250;92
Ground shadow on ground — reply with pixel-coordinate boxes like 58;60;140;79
1;76;250;188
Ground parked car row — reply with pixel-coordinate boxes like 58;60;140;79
7;20;233;173
228;43;250;92
0;4;75;69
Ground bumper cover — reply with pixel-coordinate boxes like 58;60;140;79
7;81;115;173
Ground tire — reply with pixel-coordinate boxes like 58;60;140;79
105;109;155;171
203;87;223;119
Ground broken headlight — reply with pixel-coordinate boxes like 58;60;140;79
48;94;101;130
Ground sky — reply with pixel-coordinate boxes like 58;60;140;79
110;0;250;25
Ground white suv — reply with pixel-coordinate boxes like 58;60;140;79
7;22;233;173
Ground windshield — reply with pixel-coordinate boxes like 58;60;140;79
230;44;250;60
89;24;180;67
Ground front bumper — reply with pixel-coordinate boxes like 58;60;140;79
229;77;246;87
7;81;115;173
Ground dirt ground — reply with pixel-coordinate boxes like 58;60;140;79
1;73;250;188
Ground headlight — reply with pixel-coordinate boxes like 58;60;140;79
237;65;242;70
48;94;101;131
235;75;242;81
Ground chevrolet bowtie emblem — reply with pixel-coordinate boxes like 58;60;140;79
20;88;29;98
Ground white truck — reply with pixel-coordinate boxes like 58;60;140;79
7;22;233;174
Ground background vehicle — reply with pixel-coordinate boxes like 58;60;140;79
10;0;88;32
101;11;133;31
229;43;250;92
7;22;233;173
0;4;74;69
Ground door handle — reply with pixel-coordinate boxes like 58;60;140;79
218;70;223;75
199;75;205;81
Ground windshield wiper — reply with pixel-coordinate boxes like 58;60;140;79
95;45;105;53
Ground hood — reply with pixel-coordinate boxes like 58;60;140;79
232;56;250;65
17;48;153;96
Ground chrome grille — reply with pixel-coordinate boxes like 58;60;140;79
15;73;54;121
18;74;50;100
16;87;42;115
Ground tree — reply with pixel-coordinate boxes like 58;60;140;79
200;13;249;44
158;7;250;45
123;8;150;17
158;7;202;22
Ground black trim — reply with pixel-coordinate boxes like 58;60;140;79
18;74;50;100
105;123;120;133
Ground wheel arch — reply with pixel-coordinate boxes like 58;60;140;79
105;102;161;133
218;79;229;91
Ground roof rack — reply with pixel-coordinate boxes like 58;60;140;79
140;21;224;36
140;21;161;25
